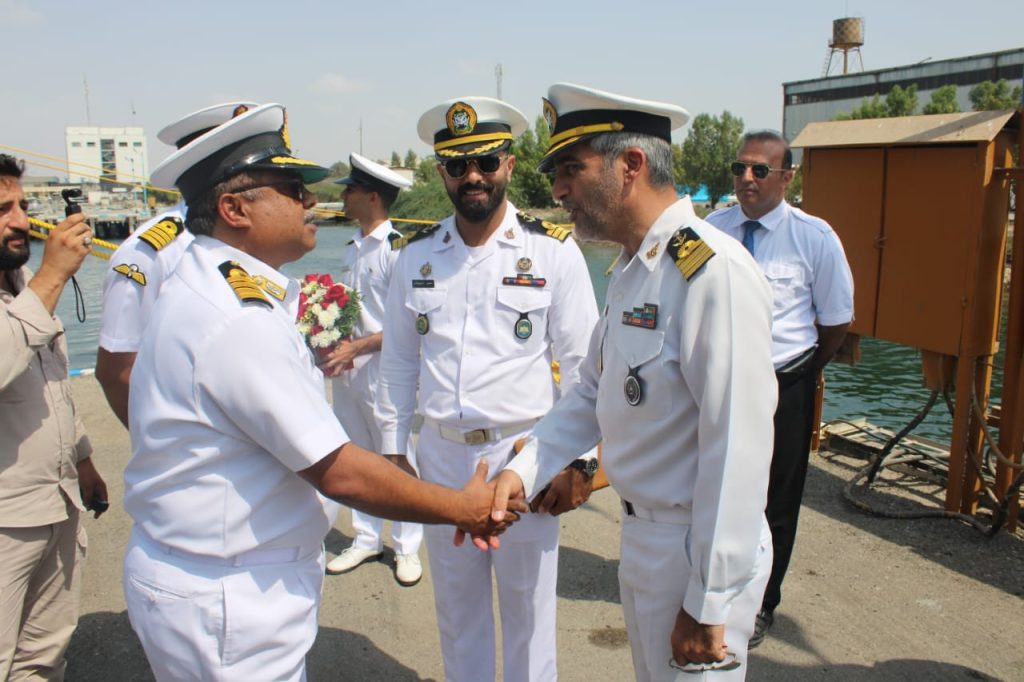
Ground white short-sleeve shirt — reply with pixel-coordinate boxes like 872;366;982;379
99;203;194;353
125;236;346;558
706;200;854;368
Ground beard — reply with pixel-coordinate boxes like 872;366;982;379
447;177;508;224
565;168;620;242
0;234;30;271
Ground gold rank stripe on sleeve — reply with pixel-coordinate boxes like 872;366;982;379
113;263;147;286
516;212;571;242
668;227;715;281
138;216;184;252
391;222;441;250
217;260;272;308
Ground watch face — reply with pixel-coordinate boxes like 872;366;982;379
585;459;598;475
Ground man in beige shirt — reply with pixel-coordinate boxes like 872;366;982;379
0;153;108;680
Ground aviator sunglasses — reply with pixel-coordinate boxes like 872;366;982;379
229;179;310;203
443;154;504;179
730;161;788;180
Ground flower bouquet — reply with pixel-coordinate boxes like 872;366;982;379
296;273;361;369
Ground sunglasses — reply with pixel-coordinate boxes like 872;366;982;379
230;180;311;203
443;155;504;179
730;162;788;180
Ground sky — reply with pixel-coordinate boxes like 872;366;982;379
3;0;1023;181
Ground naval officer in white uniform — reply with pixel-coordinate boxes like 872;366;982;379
124;103;523;682
321;153;425;587
96;101;257;427
492;84;778;681
376;97;600;682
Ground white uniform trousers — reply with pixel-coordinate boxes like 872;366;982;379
419;424;559;682
619;514;772;682
124;527;325;682
332;381;423;555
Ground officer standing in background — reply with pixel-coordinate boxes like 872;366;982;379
376;96;599;681
322;152;425;587
705;130;854;647
124;104;521;681
96;101;257;427
492;83;777;681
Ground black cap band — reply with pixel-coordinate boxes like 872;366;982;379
551;109;673;143
176;131;288;203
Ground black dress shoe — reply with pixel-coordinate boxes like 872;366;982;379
748;608;774;649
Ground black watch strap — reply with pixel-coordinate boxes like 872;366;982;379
569;458;598;478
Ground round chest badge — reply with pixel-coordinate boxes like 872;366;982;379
416;313;430;335
624;367;643;406
515;313;533;340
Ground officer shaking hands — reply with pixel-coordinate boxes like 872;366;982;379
122;103;524;681
492;84;778;681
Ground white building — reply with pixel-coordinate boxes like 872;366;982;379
65;126;148;188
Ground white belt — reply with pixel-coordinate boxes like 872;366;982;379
429;418;538;445
622;499;692;525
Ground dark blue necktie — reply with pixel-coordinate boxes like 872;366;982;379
741;220;761;255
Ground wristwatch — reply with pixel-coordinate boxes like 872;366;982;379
568;458;599;478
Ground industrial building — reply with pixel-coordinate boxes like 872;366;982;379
783;28;1023;160
64;126;148;189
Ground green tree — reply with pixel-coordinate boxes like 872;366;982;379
969;79;1023;110
390;151;401;167
328;160;350;178
885;84;918;116
678;111;744;210
390;157;449;224
785;166;803;204
404;149;418;168
509;115;554;209
835;84;918;120
834;95;888;120
922;85;961;114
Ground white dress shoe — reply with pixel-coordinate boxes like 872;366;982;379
326;547;382;575
394;553;422;587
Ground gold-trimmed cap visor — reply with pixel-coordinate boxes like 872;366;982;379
537;83;689;172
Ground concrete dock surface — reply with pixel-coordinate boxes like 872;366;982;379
65;377;1023;681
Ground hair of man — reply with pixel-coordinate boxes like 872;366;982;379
741;130;793;169
589;132;675;188
0;154;25;179
185;171;266;236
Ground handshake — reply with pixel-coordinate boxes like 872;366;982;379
451;463;589;551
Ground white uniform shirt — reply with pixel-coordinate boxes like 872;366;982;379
99;202;194;352
377;202;598;455
125;235;345;558
336;220;400;382
506;197;777;624
706;200;854;368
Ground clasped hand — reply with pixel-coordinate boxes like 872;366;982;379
452;463;529;551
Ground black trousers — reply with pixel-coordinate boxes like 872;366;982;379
761;364;818;612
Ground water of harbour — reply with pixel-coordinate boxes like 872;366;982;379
30;224;980;444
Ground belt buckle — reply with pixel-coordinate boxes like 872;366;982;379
464;429;489;445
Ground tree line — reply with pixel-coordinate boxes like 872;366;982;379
312;78;1021;217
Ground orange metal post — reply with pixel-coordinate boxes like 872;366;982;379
945;357;975;512
995;126;1024;528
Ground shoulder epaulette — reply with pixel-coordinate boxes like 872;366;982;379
387;231;402;245
217;260;272;308
517;211;572;242
667;227;715;281
138;216;184;252
391;223;441;250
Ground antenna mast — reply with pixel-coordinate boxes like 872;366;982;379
495;63;503;100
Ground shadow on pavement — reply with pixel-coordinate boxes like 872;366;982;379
557;546;620;603
752;656;1000;681
800;455;1024;598
66;610;436;682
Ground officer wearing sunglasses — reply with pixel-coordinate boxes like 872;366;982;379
376;96;599;682
706;130;854;648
